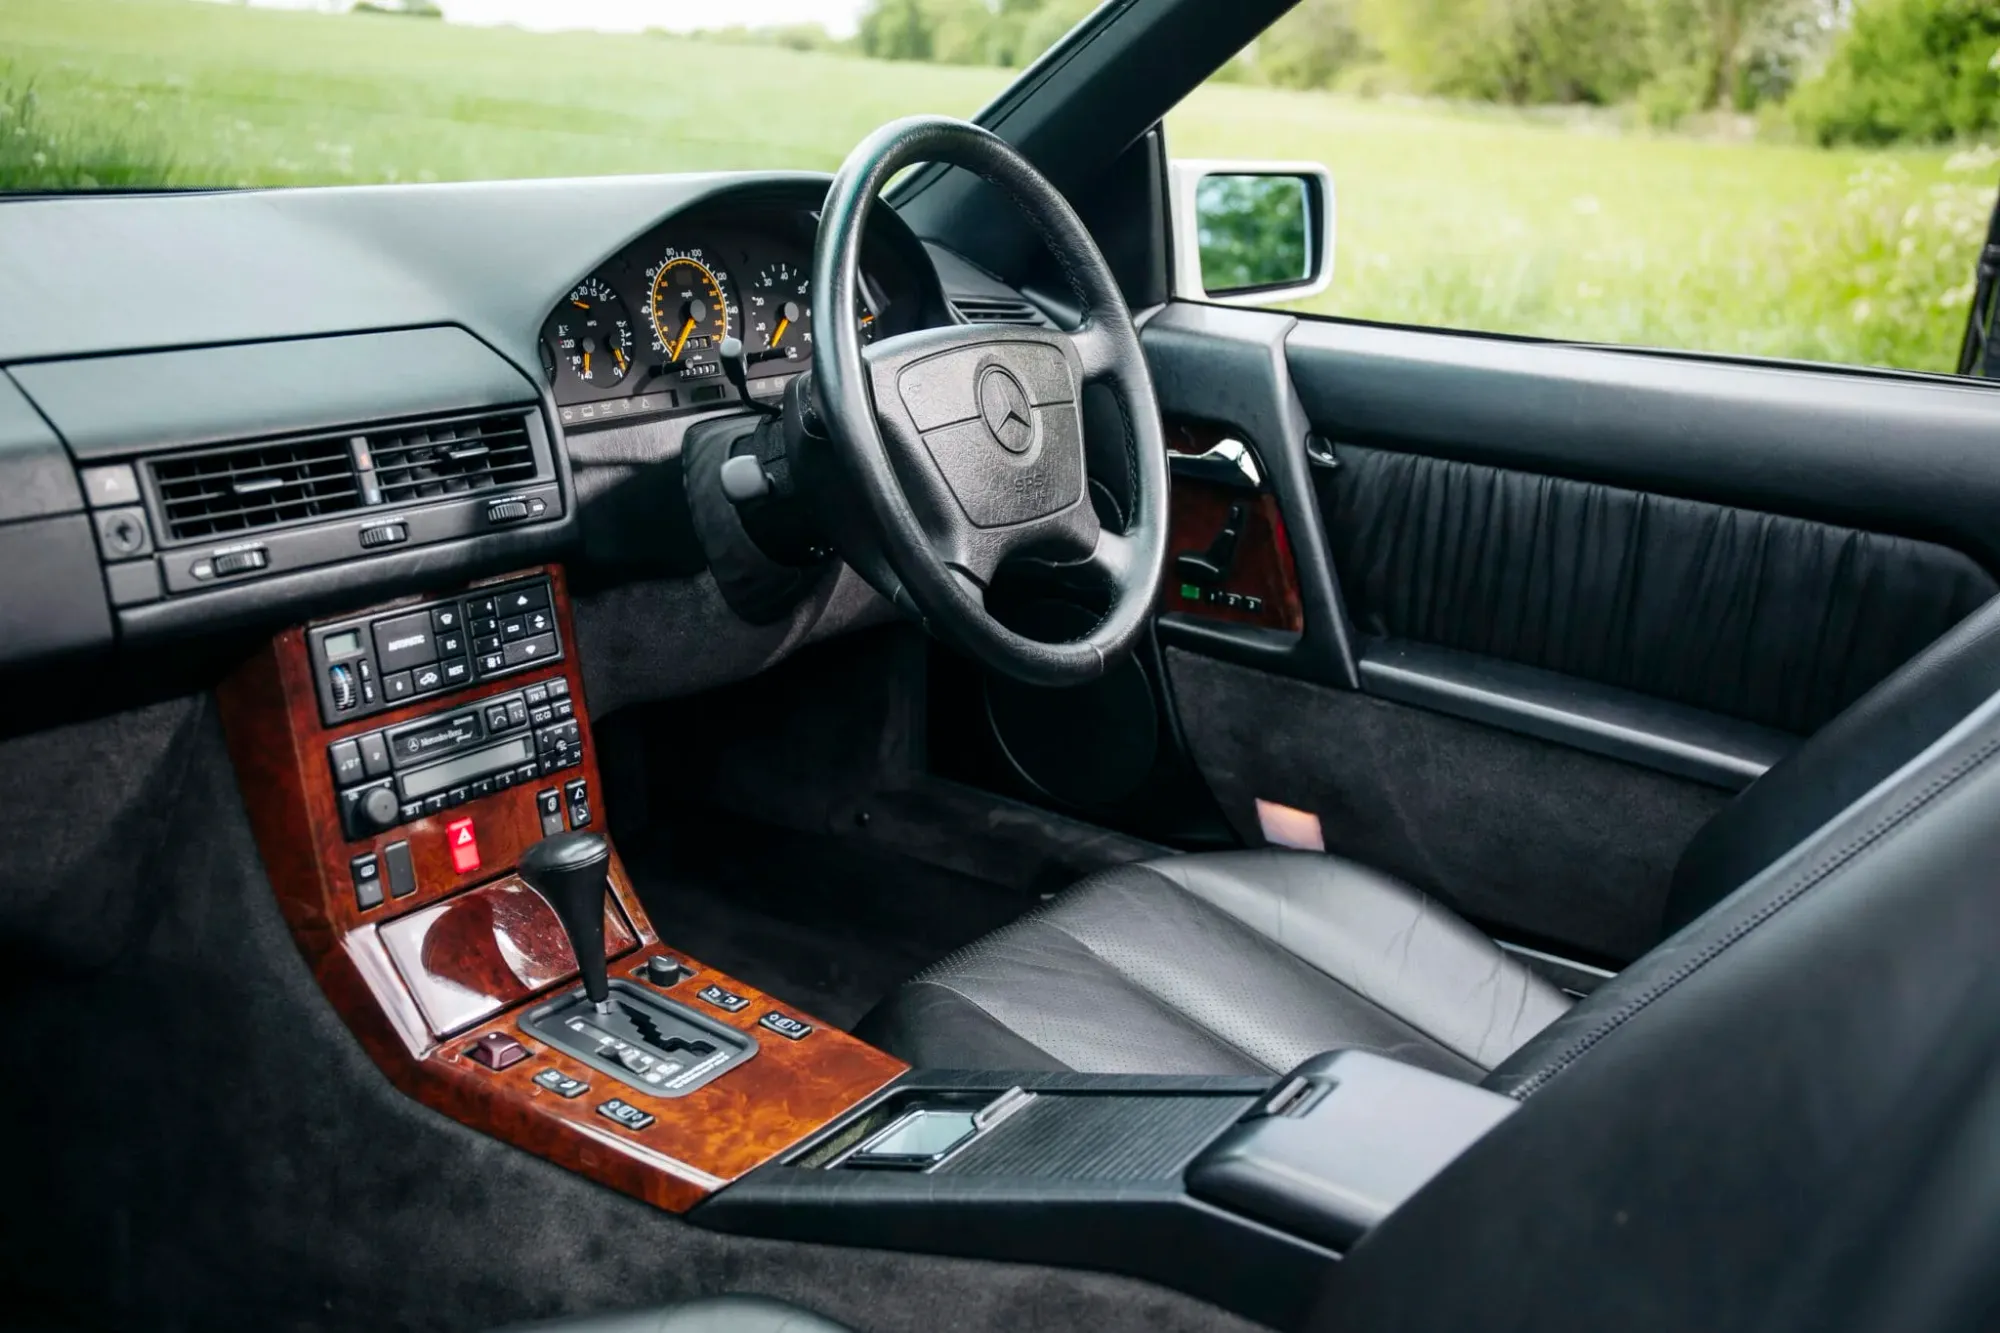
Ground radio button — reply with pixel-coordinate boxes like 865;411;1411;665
505;699;529;728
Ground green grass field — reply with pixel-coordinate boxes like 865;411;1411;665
3;0;1993;373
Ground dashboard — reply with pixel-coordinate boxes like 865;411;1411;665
0;173;977;695
540;199;940;431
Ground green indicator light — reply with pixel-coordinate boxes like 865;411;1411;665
1181;584;1203;601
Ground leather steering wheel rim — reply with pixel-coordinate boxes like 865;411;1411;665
812;115;1169;688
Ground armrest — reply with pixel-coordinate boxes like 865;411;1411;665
1185;1050;1515;1249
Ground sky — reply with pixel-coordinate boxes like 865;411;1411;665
221;0;874;37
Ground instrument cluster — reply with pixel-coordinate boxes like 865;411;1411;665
540;204;908;430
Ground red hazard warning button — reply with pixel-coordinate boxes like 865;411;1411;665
445;816;481;874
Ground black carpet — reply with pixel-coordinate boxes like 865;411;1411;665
0;696;1256;1333
620;809;1031;1031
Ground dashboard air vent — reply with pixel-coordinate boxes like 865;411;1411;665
949;295;1053;328
151;436;363;542
370;413;537;506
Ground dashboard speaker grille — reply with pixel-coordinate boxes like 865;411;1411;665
151;437;362;542
948;295;1053;328
371;414;537;505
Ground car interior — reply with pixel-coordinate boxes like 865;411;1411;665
7;0;2000;1330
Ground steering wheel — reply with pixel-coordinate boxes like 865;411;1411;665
810;116;1168;688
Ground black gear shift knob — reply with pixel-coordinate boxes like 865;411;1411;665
518;831;614;1012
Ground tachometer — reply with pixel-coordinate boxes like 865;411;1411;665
550;277;634;386
747;260;811;365
646;249;735;379
746;260;880;365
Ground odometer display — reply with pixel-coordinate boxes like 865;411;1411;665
646;250;735;378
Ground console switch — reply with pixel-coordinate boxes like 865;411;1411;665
536;788;566;837
697;983;749;1013
446;817;481;874
759;1012;813;1041
383;840;417;899
329;739;365;788
351;854;383;910
465;1033;528;1071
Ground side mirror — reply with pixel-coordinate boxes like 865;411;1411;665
1169;161;1336;306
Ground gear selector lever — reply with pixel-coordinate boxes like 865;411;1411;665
518;831;614;1013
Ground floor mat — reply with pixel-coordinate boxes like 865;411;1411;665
622;807;1033;1030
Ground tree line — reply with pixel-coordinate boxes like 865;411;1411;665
808;0;2000;145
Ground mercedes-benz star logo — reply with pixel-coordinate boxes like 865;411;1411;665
978;365;1036;454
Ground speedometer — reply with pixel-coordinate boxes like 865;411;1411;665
645;249;735;380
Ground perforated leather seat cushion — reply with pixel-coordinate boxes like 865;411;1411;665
854;850;1572;1080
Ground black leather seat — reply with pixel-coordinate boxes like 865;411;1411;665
499;1296;850;1333
858;595;2000;1077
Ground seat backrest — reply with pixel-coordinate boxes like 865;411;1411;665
1316;681;2000;1333
1664;591;2000;933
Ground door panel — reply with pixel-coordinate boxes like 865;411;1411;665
1142;305;2000;962
1323;443;1996;737
1166;646;1728;962
1286;320;2000;572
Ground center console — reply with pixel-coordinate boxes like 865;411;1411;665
217;564;906;1213
218;562;1517;1329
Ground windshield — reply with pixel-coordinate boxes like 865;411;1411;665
0;0;1105;191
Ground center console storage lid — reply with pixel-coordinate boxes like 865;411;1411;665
1186;1049;1517;1250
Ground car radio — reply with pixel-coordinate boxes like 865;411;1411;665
307;574;563;725
328;674;584;841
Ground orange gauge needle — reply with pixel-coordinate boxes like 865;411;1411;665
571;299;590;310
582;350;592;377
613;346;628;372
669;317;696;361
769;316;790;348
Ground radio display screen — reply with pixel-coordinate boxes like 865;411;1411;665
398;736;535;801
